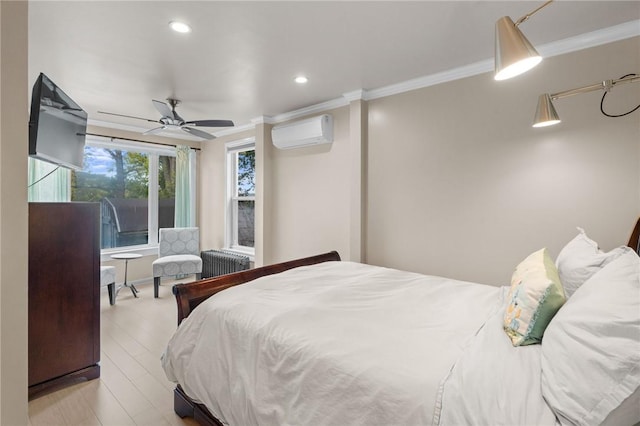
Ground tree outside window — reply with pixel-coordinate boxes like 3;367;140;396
71;145;175;249
236;149;255;248
227;141;255;253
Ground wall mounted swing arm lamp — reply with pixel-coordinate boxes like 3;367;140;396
533;74;640;128
494;0;554;81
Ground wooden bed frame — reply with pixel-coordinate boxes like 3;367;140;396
169;218;640;425
170;250;341;426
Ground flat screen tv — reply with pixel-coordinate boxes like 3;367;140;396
29;73;87;171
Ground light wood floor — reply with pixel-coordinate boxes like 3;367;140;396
28;279;200;426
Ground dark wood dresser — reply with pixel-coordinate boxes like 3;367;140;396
28;202;100;399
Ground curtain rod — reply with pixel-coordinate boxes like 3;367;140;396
86;132;201;151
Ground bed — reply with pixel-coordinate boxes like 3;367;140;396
162;219;640;426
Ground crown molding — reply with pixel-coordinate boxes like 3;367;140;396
209;20;640;138
212;121;256;138
343;89;368;102
271;97;350;124
366;60;493;101
368;20;640;100
251;116;276;125
212;116;276;138
212;98;352;138
540;20;640;58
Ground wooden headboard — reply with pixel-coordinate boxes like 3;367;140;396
172;251;341;325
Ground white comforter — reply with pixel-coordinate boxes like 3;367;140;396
433;296;559;426
162;261;551;425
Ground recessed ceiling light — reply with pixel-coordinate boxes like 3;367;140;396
295;76;308;84
169;21;191;33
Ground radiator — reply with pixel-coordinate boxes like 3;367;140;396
201;250;250;278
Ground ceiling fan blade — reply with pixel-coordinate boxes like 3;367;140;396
97;111;160;123
184;119;234;128
152;100;173;118
182;126;216;140
142;126;166;135
173;111;185;123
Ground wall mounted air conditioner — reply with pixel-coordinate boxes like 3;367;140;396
271;114;333;149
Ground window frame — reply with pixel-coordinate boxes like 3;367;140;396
225;138;256;258
77;135;177;260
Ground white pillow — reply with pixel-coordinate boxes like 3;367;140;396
541;247;640;426
555;228;626;298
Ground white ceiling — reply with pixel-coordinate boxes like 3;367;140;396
28;1;640;139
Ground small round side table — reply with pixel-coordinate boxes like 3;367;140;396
110;253;143;298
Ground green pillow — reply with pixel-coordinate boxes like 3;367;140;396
504;248;566;346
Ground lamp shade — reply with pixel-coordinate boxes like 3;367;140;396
494;16;542;81
533;94;561;127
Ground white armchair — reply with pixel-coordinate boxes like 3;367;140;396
152;227;202;298
100;265;116;305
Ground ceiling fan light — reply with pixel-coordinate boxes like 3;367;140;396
169;21;191;33
494;16;542;81
533;93;561;127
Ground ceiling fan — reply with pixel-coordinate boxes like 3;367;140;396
98;98;234;140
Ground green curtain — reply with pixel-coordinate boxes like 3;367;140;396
27;157;70;202
174;145;194;227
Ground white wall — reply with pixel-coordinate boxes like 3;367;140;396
199;128;255;253
197;37;639;287
0;1;28;423
266;107;352;264
366;37;640;285
199;108;354;266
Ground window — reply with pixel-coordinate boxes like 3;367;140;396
226;139;255;255
71;136;176;251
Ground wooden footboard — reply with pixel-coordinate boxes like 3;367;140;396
172;250;341;325
171;251;341;425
